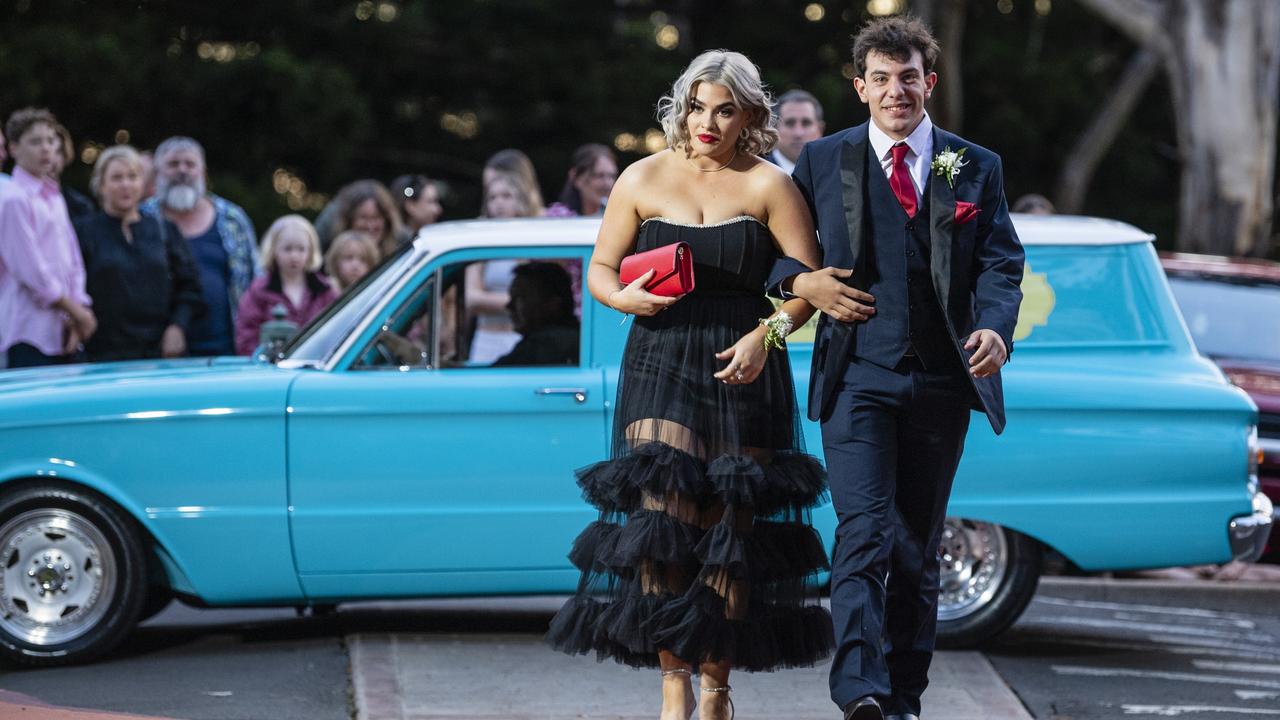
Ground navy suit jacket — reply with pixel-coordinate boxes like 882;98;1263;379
769;122;1024;434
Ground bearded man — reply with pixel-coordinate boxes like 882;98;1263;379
141;137;258;356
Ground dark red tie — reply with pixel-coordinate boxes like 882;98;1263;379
889;143;918;217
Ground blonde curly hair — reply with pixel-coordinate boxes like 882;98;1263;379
657;50;778;156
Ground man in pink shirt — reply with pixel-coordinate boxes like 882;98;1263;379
0;108;95;368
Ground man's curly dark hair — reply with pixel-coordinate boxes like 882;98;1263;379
851;16;940;78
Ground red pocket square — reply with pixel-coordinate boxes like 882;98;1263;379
954;201;980;225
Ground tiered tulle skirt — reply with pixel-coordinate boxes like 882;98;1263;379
546;293;834;671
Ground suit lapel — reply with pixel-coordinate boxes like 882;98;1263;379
928;127;956;310
839;125;869;274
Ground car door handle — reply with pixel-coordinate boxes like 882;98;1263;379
535;387;588;404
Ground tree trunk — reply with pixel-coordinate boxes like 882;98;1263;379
913;0;967;133
1167;1;1280;256
1055;49;1160;214
1077;0;1280;256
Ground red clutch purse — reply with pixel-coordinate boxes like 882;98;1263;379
619;242;695;297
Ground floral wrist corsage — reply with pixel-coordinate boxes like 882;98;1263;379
759;311;793;351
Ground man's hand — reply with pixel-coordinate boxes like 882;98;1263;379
62;327;82;356
790;267;876;323
160;324;187;358
964;329;1007;378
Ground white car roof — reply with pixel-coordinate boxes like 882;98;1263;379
411;213;1154;255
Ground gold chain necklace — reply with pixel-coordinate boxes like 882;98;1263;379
689;146;739;173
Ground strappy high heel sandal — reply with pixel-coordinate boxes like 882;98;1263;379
700;684;734;720
661;668;695;720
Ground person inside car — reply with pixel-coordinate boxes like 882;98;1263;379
492;261;578;367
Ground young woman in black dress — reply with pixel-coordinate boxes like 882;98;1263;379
547;50;832;720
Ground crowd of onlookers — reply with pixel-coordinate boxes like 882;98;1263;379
0;104;630;369
0;90;877;369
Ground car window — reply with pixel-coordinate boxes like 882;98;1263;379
1168;276;1280;363
352;270;439;370
284;243;417;365
456;256;583;368
1013;246;1166;346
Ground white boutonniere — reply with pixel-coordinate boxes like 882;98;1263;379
930;146;968;189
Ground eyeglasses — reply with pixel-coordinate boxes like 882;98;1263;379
782;118;817;128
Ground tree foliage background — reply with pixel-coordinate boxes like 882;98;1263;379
1;0;1271;256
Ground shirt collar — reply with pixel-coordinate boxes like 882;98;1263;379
868;112;934;163
13;166;60;197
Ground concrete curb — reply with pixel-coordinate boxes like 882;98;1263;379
349;634;406;720
1038;576;1280;615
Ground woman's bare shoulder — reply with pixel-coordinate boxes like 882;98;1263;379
744;155;793;187
617;151;670;185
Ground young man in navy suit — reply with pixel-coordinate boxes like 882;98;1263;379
769;17;1025;720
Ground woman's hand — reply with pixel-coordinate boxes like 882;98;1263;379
713;326;768;384
608;269;679;317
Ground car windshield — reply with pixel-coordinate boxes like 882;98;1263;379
282;243;420;365
1167;275;1280;364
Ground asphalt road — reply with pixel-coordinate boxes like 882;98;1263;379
0;605;352;720
989;588;1280;718
1;582;1277;719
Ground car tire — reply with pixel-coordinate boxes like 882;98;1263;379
0;482;147;666
935;518;1040;649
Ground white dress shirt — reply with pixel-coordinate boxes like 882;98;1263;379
867;112;934;205
768;148;797;174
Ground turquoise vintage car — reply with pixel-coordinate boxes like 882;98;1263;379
0;215;1269;666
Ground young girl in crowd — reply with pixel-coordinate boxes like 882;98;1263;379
234;214;338;355
324;229;380;293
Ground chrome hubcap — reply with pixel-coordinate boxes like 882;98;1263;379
0;509;116;646
937;518;1008;621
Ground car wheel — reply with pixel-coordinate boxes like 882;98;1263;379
0;483;147;666
935;518;1040;648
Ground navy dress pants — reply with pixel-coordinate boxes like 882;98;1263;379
824;356;971;716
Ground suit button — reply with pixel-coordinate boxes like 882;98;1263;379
907;250;916;257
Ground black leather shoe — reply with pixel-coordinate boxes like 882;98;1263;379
843;696;884;720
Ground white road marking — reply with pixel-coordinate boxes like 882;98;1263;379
1147;634;1280;658
1194;660;1280;675
1112;610;1255;630
1032;615;1271;642
1014;634;1280;661
1234;690;1280;701
1050;664;1280;690
1121;705;1280;716
1035;596;1257;622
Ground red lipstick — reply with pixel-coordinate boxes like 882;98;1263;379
697;134;719;144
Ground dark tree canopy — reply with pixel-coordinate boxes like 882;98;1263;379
2;0;1253;255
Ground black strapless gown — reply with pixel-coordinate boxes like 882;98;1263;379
546;217;834;671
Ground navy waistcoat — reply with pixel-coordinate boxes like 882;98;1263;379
855;150;957;373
